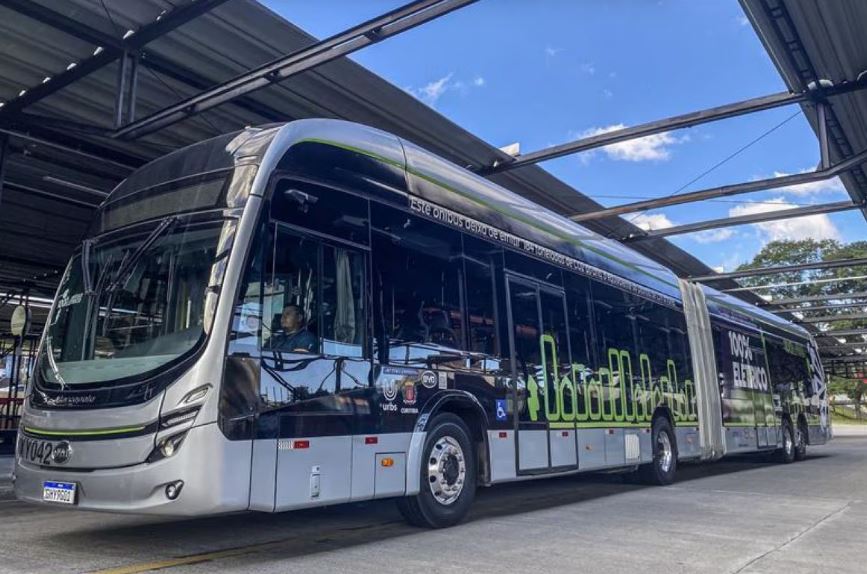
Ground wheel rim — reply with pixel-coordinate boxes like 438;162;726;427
657;430;673;474
784;426;794;457
427;436;466;506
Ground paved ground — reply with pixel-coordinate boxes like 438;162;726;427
0;438;864;574
833;424;867;437
0;456;12;501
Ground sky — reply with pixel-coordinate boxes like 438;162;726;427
261;0;866;272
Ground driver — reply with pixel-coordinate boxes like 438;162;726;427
269;304;317;353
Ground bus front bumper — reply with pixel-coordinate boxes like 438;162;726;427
13;423;251;516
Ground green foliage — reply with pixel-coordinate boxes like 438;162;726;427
736;239;867;341
828;375;867;403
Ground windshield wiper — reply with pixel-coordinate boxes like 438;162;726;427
44;336;68;390
105;216;177;293
81;239;95;295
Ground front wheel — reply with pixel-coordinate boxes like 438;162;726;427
396;414;477;528
638;417;678;485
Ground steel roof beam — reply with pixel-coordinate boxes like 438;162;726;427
817;341;867;349
0;0;287;123
823;355;867;364
571;148;867;223
0;132;8;209
0;126;140;170
816;328;867;338
770;302;867;314
724;274;867;292
481;76;867;175
761;291;867;307
796;312;867;324
0;0;231;115
112;0;478;140
4;181;100;209
625;200;860;241
691;256;867;282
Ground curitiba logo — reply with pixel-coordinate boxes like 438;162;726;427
525;335;698;425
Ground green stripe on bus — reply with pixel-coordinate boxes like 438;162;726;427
23;425;146;437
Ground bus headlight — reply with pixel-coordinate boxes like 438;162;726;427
148;431;188;463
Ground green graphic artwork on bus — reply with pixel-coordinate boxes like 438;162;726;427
526;335;697;426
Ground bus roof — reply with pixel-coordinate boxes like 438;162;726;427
107;118;811;340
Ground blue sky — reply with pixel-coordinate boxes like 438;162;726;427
262;0;866;272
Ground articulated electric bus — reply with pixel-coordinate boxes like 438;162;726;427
14;119;829;527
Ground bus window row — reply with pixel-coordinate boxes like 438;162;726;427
229;185;698;409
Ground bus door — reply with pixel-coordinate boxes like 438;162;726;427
753;333;772;448
752;378;771;447
506;276;577;474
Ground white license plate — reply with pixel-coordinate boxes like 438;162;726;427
42;481;76;505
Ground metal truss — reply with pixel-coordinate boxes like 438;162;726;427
0;0;231;118
570;147;867;224
112;0;477;140
691;256;867;282
770;302;867;315
761;291;867;307
480;76;867;176
627;200;860;242
796;312;867;324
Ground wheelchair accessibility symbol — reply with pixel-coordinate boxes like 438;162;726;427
496;399;507;421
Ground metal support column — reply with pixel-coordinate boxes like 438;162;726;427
817;102;831;169
114;52;139;129
0;132;8;210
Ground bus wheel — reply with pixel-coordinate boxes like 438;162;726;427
397;413;476;528
794;421;808;461
639;417;677;485
778;419;796;464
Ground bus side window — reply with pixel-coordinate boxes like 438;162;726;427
229;223;265;350
263;227;319;354
321;245;366;358
462;234;504;371
371;204;465;364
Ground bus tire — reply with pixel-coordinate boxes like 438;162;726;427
778;419;796;464
638;416;677;485
396;413;477;528
794;420;808;461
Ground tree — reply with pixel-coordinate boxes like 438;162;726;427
735;239;867;379
828;375;867;420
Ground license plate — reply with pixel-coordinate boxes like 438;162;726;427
18;436;59;466
42;481;77;505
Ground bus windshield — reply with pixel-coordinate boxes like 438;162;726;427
39;218;237;386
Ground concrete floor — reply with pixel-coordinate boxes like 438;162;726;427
0;438;864;574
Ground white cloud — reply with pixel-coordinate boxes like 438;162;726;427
737;15;750;27
406;73;484;107
575;123;687;162
545;45;563;57
580;62;596;75
769;170;847;197
418;73;452;105
693;228;735;244
601;88;613;98
728;196;841;242
631;212;675;231
712;265;725;273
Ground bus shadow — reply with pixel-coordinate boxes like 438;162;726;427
40;452;832;570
